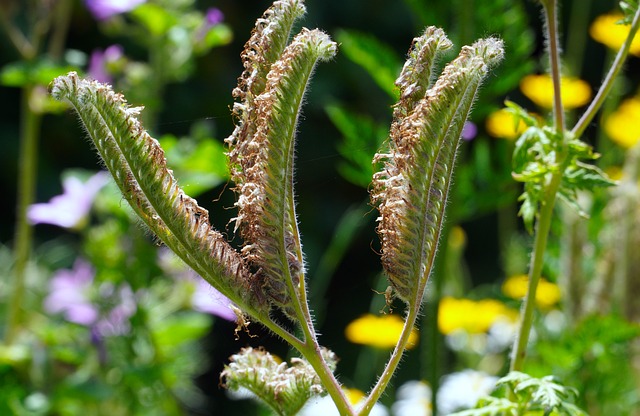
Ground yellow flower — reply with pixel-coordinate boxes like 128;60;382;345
448;226;467;250
485;108;528;139
604;97;640;148
604;166;623;182
345;388;365;405
438;297;518;335
502;274;561;309
520;74;591;109
345;314;418;349
590;13;640;57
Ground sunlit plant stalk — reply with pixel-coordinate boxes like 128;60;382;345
510;0;640;372
573;4;640;138
510;0;564;372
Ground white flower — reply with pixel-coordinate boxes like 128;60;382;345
436;370;497;415
486;318;518;353
392;380;432;416
299;395;389;416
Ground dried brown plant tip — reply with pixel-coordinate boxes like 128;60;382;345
373;37;504;305
227;27;336;319
50;72;267;317
227;0;306;183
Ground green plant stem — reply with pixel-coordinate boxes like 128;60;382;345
510;0;564;372
572;5;640;138
5;85;42;344
299;338;354;416
544;0;565;132
271;142;354;414
510;171;562;371
358;301;420;416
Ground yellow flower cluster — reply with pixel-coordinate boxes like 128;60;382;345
590;13;640;57
437;297;518;335
501;274;561;309
519;74;591;109
605;97;640;149
345;314;419;349
485;108;528;139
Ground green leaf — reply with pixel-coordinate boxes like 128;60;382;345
129;3;178;37
152;312;211;353
199;23;233;51
450;396;518;416
507;102;615;232
326;104;387;188
494;372;587;416
1;59;79;87
159;135;229;196
336;29;402;99
619;0;639;23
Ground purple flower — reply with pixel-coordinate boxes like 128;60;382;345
85;0;146;21
158;248;237;321
94;284;137;336
88;44;124;84
461;121;478;141
205;8;224;27
28;171;110;229
191;278;237;321
44;259;98;325
44;259;137;336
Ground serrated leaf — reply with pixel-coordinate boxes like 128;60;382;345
495;372;587;416
336;29;402;98
449;396;518;416
619;0;639;23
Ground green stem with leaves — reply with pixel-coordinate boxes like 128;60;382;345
572;4;640;138
510;0;565;373
510;0;640;372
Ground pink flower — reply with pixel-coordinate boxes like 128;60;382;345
88;45;124;84
28;171;109;229
44;259;137;336
158;248;237;321
85;0;146;21
44;259;98;325
205;8;224;27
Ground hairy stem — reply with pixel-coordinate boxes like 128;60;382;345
510;170;562;371
572;5;640;138
544;0;565;132
510;0;564;371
